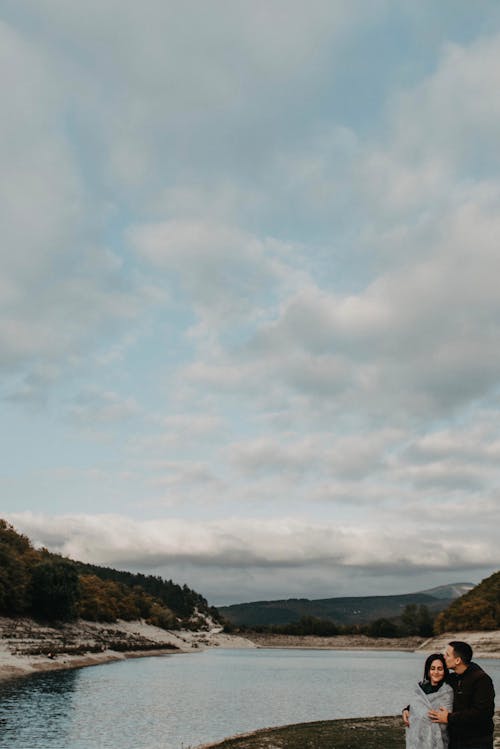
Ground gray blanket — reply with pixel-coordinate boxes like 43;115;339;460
406;681;454;749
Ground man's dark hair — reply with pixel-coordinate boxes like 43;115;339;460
449;640;473;664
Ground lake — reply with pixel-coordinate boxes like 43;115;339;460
0;648;498;749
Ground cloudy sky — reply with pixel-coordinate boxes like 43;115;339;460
2;1;500;606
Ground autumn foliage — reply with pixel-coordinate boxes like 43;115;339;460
0;519;218;628
434;571;500;632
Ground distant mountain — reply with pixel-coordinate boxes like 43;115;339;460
419;583;475;600
218;583;474;628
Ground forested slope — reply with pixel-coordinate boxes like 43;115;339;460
435;570;500;632
0;519;220;629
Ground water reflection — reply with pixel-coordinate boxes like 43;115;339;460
0;669;80;747
0;651;498;749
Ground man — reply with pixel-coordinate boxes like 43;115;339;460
428;640;495;749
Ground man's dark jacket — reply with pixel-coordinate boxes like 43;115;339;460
447;662;495;747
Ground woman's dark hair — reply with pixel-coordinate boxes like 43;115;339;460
423;653;449;682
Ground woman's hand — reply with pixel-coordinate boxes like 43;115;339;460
402;709;410;727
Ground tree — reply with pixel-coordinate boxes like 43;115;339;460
0;520;36;614
0;519;33;554
401;604;434;637
416;604;434;637
30;560;80;621
368;618;399;638
0;545;30;614
0;518;218;628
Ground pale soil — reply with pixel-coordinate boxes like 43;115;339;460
417;629;500;657
245;630;500;658
244;632;426;651
0;616;255;681
0;616;498;682
1;620;498;749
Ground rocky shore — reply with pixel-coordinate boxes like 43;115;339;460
244;632;426;651
244;630;500;657
195;715;407;749
0;616;498;682
1;619;498;748
195;713;500;749
0;616;254;681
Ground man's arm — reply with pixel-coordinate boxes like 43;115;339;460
430;674;495;728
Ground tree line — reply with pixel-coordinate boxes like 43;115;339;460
224;603;435;638
2;518;497;634
222;570;500;638
0;519;220;627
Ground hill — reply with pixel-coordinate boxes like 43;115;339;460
435;570;500;632
218;584;473;629
0;519;220;629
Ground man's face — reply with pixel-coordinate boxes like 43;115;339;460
444;645;459;671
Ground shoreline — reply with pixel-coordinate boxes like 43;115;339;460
194;712;500;749
243;630;500;657
193;716;403;749
244;632;426;651
1;617;498;682
0;616;255;682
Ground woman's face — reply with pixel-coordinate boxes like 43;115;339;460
428;659;445;685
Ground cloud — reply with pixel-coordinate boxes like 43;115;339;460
3;365;60;406
161;413;225;438
0;18;167;391
178;194;500;423
389;34;500;174
0;21;82;371
7;511;499;603
229;437;315;478
3;4;500;605
7;0;375;195
144;461;227;509
228;429;399;481
405;426;500;464
68;388;140;425
128;219;295;328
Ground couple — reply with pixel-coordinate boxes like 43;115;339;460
403;640;495;749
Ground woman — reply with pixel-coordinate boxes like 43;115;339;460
404;653;454;749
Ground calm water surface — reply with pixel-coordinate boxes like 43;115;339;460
0;649;498;749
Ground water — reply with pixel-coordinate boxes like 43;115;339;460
0;649;498;749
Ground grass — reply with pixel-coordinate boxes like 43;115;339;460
197;712;500;749
196;715;406;749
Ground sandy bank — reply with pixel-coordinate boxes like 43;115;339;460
1;617;498;682
244;630;500;657
245;632;426;651
0;616;255;681
417;630;500;658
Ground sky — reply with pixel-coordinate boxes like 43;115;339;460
1;1;500;607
